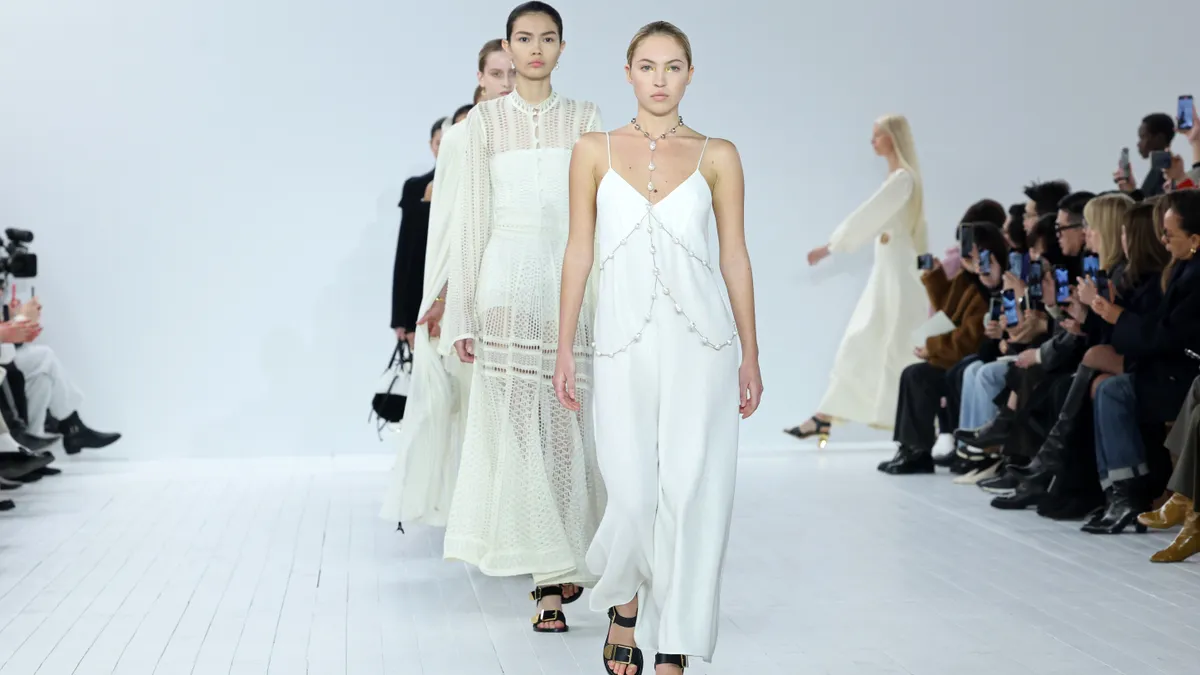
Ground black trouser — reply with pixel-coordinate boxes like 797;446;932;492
893;362;949;453
943;354;981;434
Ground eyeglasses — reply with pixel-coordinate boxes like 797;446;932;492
1055;223;1085;234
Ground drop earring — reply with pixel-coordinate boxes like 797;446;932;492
554;62;560;70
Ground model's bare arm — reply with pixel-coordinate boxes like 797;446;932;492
710;139;763;417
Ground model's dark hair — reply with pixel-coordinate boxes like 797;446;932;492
1122;202;1172;289
506;2;563;40
453;103;475;123
430;117;445;139
1023;179;1071;217
1143;112;1177;147
960;199;1006;228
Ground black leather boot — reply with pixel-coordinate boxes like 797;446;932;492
991;472;1052;510
878;445;914;472
1081;479;1150;534
1010;367;1095;479
60;412;122;455
956;408;1016;449
883;449;935;475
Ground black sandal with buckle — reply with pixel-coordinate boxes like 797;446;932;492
655;653;688;672
603;607;643;674
530;585;570;633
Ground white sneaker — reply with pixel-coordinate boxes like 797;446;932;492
932;434;955;455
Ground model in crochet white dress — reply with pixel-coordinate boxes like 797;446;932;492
439;88;607;603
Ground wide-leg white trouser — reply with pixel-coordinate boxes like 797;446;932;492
587;311;740;663
14;344;82;434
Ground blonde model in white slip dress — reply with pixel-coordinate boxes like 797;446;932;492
587;131;740;664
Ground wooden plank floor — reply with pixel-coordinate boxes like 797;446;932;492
1;449;1198;674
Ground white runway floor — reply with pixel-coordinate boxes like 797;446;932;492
1;447;1198;675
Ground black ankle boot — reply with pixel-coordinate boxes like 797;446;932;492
60;412;121;455
991;472;1051;510
883;449;935;475
1081;479;1150;534
957;409;1016;449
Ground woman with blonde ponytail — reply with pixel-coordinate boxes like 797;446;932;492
787;114;930;445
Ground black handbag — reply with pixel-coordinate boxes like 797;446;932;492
370;340;413;433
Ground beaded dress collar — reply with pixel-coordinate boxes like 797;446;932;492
507;89;561;115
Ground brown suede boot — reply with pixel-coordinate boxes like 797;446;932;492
1137;493;1193;529
1150;511;1200;563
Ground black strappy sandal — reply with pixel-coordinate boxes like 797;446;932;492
784;415;831;448
530;585;570;633
603;607;644;675
655;653;689;672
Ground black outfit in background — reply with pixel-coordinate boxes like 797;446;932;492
1112;256;1200;426
390;169;435;333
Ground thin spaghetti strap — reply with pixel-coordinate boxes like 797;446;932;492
605;131;612;170
696;137;710;170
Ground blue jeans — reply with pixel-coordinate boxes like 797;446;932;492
959;361;1009;431
1093;374;1148;488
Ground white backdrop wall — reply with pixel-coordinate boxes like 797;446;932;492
0;0;1193;457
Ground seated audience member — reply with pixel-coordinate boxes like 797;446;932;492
879;220;1000;474
10;297;120;454
957;206;1084;454
1140;373;1200;562
1008;199;1168;517
1115;113;1175;199
1021;179;1072;235
1004;203;1029;252
1079;189;1200;533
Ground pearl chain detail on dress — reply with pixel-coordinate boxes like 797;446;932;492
593;203;738;358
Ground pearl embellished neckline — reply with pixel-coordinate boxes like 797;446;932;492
592;199;738;358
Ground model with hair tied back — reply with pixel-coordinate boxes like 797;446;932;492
555;20;761;675
787;115;929;447
438;1;607;634
379;36;512;533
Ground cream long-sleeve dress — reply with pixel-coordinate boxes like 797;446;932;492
818;168;928;429
439;91;607;585
379;116;474;527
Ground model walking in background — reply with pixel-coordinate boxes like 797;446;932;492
440;2;606;633
787;114;929;447
555;21;761;674
379;38;513;531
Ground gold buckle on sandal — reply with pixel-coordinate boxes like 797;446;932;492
603;644;634;664
532;609;562;625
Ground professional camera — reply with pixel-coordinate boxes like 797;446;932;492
0;228;38;278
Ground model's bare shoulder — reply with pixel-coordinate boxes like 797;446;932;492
573;131;608;157
704;137;741;164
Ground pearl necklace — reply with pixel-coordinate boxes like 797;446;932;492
631;116;682;195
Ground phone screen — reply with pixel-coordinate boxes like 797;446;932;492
1180;95;1195;131
1119;147;1132;179
1054;267;1070;304
979;249;991;275
1028;261;1044;299
1082;254;1100;280
959;224;975;255
1008;251;1024;280
1002;289;1019;326
917;253;934;270
989;296;1002;321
